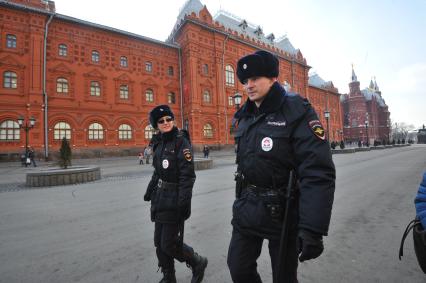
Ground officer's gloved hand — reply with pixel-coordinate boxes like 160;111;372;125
298;229;324;262
143;188;152;202
178;203;191;220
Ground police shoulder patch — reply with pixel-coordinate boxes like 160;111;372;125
183;148;192;161
309;120;326;140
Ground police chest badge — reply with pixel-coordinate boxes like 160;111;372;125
183;148;192;162
309;120;326;140
162;159;169;169
261;137;273;151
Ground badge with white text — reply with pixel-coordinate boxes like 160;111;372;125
309;120;326;140
261;137;273;151
183;148;192;162
162;159;169;169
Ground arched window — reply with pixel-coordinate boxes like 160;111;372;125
54;122;71;140
167;92;175;104
90;81;101;96
3;71;17;89
203;90;211;103
146;89;154;102
91;50;100;62
119;85;129;99
144;125;155;139
58;44;67;56
203;123;213;138
6;34;17;48
120;56;128;67
88;123;104;140
0;120;20;141
225;65;235;86
56;78;69;93
118;124;132;140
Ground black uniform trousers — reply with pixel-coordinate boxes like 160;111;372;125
227;228;298;283
227;189;299;283
154;222;194;269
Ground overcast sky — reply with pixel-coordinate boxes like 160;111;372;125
52;0;425;129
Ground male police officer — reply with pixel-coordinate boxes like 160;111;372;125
227;50;335;283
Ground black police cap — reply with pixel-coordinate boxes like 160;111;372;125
237;50;279;84
149;105;175;129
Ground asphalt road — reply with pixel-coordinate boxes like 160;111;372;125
0;145;425;282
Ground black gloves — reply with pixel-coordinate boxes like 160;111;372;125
298;229;324;262
144;187;153;202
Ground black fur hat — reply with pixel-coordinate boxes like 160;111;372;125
149;105;174;128
237;50;279;84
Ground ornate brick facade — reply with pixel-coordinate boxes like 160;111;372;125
0;0;343;159
341;67;390;144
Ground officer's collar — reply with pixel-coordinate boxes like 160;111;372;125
161;126;178;141
235;82;286;118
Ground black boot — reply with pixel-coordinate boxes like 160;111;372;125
188;252;208;283
159;268;176;283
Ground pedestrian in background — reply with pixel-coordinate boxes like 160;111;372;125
138;151;144;165
28;147;37;167
228;50;335;282
144;105;207;283
203;145;209;159
144;146;152;164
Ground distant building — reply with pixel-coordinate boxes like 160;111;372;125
418;125;426;144
341;66;391;144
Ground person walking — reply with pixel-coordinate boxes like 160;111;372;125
144;105;208;283
202;145;209;159
144;145;152;164
138;151;144;165
227;50;335;283
28;147;37;167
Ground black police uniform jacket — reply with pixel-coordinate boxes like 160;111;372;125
146;127;196;223
233;82;335;237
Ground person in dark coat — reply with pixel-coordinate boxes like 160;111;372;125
28;147;37;167
202;145;210;158
144;105;207;283
227;50;336;283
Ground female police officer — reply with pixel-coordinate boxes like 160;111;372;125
144;105;207;283
227;51;335;282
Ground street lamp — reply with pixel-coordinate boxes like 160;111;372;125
230;93;242;135
324;110;330;141
365;120;369;147
233;92;242;110
17;116;36;167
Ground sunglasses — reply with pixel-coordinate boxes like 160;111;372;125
157;117;173;124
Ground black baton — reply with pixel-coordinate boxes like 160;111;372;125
275;171;295;282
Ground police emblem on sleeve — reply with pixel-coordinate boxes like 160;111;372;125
183;148;192;162
309;120;326;140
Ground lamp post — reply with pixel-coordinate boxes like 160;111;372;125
365;112;369;147
230;92;242;136
233;92;242;110
365;120;369;147
17;116;36;166
324;110;330;141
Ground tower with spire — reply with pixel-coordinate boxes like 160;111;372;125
341;66;391;144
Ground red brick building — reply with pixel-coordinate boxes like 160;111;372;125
341;67;390;144
0;0;342;160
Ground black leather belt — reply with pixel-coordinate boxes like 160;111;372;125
157;179;178;190
243;184;284;197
